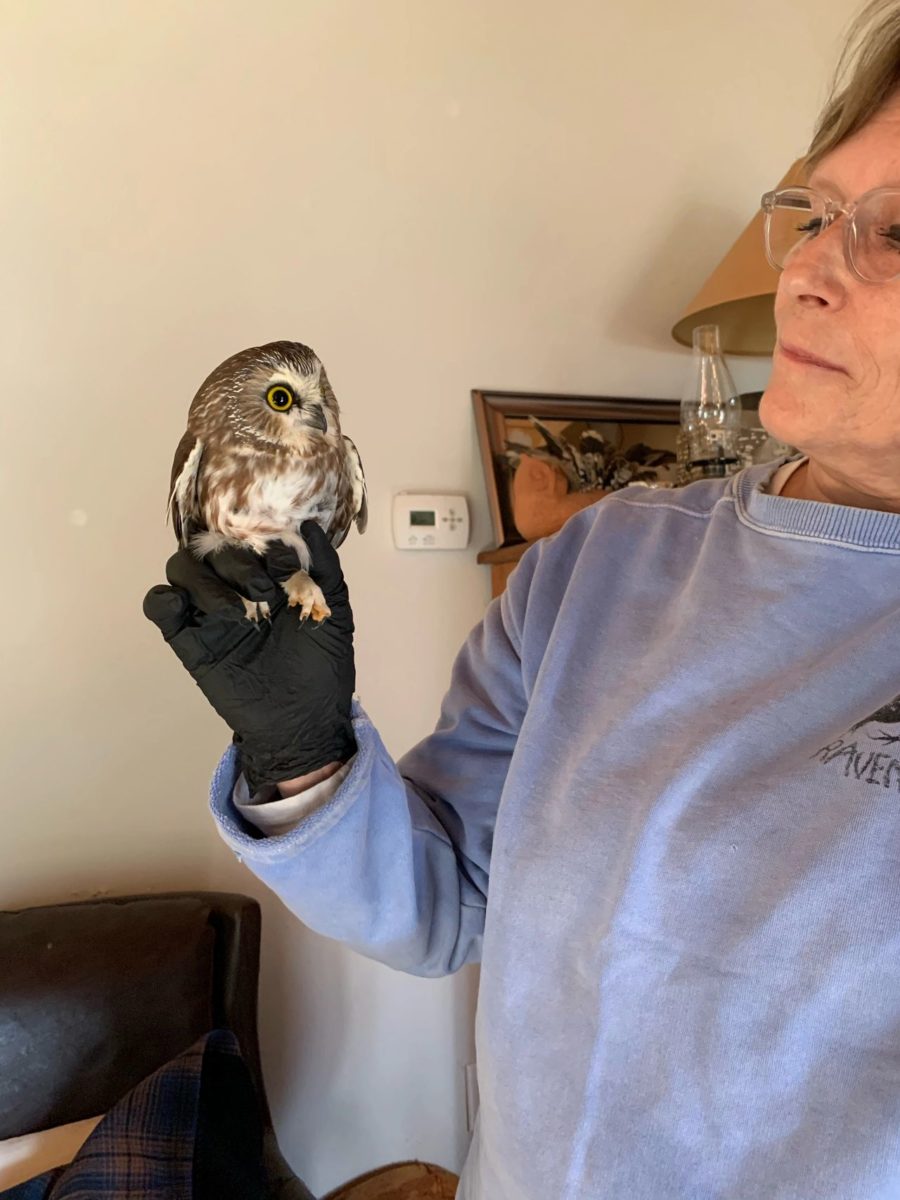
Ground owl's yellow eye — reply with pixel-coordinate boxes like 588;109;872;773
266;385;295;412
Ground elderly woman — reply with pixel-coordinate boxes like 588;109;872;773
145;2;900;1196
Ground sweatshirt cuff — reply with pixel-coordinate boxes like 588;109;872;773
233;757;356;836
210;699;382;860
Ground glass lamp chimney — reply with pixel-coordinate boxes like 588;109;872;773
679;324;743;481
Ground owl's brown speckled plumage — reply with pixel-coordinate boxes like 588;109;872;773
168;341;367;622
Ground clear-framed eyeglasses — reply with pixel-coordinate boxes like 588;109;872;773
760;185;900;283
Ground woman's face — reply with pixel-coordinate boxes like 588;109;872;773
760;89;900;499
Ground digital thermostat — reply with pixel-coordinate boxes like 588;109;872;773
392;493;470;550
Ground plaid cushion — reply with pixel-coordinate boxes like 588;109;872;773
1;1030;268;1200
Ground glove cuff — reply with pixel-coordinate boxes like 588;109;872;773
236;722;357;796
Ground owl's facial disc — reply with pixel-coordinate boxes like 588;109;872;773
258;366;335;449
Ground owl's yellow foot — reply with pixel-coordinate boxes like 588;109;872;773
282;570;331;623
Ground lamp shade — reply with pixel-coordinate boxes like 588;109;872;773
671;160;808;357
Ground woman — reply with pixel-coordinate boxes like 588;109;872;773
145;2;900;1195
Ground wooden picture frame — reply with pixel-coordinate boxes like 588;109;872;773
473;388;767;552
472;388;686;551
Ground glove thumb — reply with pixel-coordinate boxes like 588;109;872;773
143;584;192;640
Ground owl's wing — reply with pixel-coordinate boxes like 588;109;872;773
328;436;367;550
167;431;204;547
343;434;368;535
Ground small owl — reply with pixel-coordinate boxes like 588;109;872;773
168;340;367;623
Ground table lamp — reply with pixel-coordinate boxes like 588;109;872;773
671;160;808;356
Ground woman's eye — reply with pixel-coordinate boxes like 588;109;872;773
878;226;900;253
266;386;294;411
796;218;823;235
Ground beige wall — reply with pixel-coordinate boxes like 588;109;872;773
1;0;853;1191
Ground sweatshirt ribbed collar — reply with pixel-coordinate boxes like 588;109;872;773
732;458;900;553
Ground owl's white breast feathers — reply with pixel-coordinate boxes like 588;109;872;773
194;456;339;559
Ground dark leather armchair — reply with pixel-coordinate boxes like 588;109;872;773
0;891;314;1200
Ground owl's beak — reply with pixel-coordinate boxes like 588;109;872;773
302;404;328;433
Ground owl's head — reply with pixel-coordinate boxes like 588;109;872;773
190;341;342;453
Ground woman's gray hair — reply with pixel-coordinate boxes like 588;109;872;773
805;0;900;173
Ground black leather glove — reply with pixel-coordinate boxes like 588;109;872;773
142;521;356;794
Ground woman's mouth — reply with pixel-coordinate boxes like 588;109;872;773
778;342;847;374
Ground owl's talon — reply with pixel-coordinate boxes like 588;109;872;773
241;597;261;623
240;597;272;625
282;570;331;624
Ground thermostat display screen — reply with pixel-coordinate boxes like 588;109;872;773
410;510;436;526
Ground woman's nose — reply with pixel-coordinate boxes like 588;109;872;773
780;217;848;305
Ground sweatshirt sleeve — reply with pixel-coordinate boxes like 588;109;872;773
208;556;533;978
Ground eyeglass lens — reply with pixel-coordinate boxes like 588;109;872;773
767;190;900;281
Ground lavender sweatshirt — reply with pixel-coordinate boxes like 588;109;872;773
211;458;900;1199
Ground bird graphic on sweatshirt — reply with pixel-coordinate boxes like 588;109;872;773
850;693;900;743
